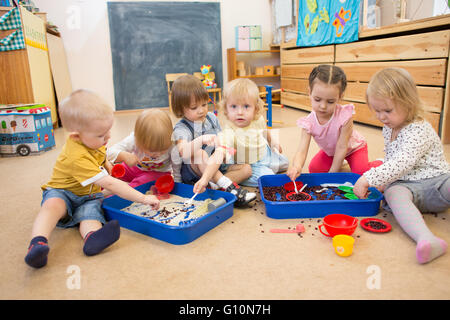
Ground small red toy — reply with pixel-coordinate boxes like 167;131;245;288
360;218;392;233
111;163;125;178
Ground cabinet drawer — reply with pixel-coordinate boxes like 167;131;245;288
336;59;447;86
281;78;309;95
335;30;450;62
344;82;444;113
281;91;311;111
281;45;334;64
281;64;321;79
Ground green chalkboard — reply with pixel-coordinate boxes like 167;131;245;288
108;2;223;110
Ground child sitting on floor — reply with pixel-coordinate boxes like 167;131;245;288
287;64;381;182
193;78;289;194
106;108;181;187
171;75;256;207
24;90;160;269
353;68;449;264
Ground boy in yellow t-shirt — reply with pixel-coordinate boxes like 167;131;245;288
25;90;160;269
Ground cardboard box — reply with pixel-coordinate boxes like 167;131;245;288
235;25;262;51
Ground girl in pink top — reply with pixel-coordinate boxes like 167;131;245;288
287;65;381;181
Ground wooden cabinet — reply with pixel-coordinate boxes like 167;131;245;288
227;47;281;101
280;14;450;143
0;6;57;126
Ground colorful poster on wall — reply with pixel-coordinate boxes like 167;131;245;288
296;0;360;47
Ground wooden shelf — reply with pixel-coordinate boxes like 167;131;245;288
236;75;280;79
235;50;280;53
227;48;281;82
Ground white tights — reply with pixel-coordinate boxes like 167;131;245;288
384;184;448;264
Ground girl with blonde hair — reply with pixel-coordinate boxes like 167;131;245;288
193;78;288;193
354;68;450;264
107;108;181;187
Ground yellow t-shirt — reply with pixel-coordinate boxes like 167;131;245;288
218;115;268;164
41;137;108;196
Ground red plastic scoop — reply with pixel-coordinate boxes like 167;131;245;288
270;224;305;234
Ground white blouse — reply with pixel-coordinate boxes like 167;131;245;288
363;121;450;187
106;132;182;182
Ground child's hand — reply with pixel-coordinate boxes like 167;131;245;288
353;176;370;199
286;165;301;182
201;134;219;147
193;178;209;194
142;194;160;210
121;151;140;167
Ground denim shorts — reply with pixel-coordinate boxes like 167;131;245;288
230;144;289;187
41;188;106;228
382;173;450;213
181;163;229;185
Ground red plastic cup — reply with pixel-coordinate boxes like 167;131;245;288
284;181;304;192
111;163;125;178
155;174;174;194
318;214;358;237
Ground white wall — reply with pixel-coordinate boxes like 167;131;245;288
33;0;274;110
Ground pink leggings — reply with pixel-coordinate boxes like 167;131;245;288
119;163;170;188
308;145;382;175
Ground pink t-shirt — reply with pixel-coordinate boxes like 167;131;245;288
297;104;366;157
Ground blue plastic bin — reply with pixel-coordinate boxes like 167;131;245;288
102;181;236;245
258;173;384;219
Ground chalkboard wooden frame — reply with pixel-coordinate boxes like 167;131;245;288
108;1;223;110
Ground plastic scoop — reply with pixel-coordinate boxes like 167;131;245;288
184;192;198;207
344;193;359;200
270;224;305;234
320;182;353;188
338;186;354;193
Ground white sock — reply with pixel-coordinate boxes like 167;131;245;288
216;176;232;189
208;182;219;190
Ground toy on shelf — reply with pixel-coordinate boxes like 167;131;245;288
200;65;217;89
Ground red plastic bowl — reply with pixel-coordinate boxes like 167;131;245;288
286;191;311;202
360;218;392;233
155;175;174;194
284;181;304;192
318;213;358;237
